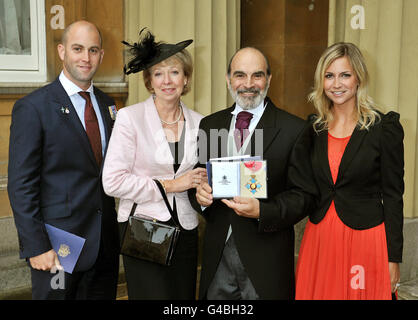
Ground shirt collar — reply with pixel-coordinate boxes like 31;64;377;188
231;99;267;119
59;71;94;97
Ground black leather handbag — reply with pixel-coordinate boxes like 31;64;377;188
120;180;180;266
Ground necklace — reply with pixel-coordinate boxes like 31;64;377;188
160;104;183;125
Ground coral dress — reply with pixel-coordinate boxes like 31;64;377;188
295;133;392;300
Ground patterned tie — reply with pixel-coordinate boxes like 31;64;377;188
79;91;102;166
234;111;254;149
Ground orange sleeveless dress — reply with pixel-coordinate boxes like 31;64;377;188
295;133;392;300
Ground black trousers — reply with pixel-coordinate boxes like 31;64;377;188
122;227;198;300
30;241;119;300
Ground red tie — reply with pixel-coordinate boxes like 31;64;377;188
234;111;253;149
79;91;102;166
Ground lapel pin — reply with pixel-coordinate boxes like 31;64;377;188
61;107;70;114
108;105;117;120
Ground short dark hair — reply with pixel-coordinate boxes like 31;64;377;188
227;47;271;77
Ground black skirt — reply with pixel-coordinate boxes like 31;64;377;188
123;137;198;300
122;225;198;300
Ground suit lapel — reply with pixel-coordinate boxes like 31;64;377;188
209;106;234;159
315;130;334;185
245;100;280;156
94;87;115;174
218;105;235;131
49;79;98;169
336;127;367;182
315;126;368;185
94;87;112;144
144;97;174;169
176;104;198;174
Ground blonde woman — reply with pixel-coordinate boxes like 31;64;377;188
102;29;205;299
295;42;404;300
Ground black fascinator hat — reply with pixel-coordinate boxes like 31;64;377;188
122;28;193;75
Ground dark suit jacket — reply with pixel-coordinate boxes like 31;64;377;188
8;78;119;272
189;98;317;299
309;111;404;262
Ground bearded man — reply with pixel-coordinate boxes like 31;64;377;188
189;47;317;300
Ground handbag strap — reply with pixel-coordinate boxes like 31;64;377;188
128;180;180;228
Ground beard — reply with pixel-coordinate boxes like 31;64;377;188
228;82;270;110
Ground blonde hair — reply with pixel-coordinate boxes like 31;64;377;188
143;49;193;96
309;42;380;132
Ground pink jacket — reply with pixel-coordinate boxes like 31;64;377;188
102;96;203;229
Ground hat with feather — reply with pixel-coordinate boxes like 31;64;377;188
122;28;193;75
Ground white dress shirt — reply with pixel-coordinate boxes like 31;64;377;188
59;72;107;155
230;100;267;134
225;100;267;241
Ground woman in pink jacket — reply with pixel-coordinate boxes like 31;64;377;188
102;29;205;299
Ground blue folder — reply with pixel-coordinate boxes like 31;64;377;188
45;224;86;274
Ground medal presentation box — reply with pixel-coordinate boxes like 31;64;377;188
207;156;267;199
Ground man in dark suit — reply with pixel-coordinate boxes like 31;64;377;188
7;20;119;300
191;47;317;299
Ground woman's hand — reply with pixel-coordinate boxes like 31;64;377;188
165;167;207;193
389;262;400;293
